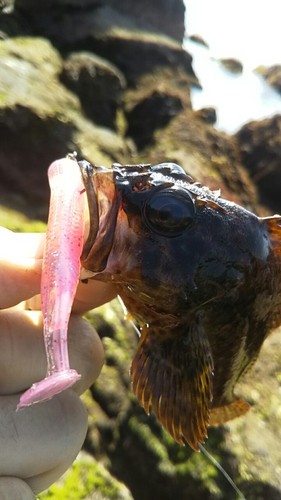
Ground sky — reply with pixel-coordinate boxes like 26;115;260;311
185;0;281;69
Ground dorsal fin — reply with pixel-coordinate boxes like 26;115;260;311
262;215;281;255
195;197;228;214
262;215;281;230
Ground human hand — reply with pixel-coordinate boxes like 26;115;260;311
0;228;117;499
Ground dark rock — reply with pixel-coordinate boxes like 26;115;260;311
255;64;281;94
124;72;191;149
0;0;13;12
0;37;129;219
235;114;281;213
218;57;243;74
136;108;257;210
0;0;30;37
193;106;217;125
15;0;186;43
60;52;126;130
10;0;196;87
187;33;209;48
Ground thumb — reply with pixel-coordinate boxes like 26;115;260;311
0;477;35;500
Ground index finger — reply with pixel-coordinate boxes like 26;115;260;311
0;229;117;311
0;229;45;260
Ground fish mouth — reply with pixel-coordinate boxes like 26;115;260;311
79;160;121;273
78;161;156;274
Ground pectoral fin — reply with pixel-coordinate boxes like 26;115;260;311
130;315;214;451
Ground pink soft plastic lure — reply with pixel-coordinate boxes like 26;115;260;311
17;158;86;409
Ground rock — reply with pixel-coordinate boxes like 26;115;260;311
225;327;281;498
235;114;281;213
187;33;209;48
14;0;186;43
125;88;183;149
0;0;29;37
60;52;126;130
193;106;217;125
136;108;257;210
8;0;196;87
0;0;14;13
255;64;281;94
0;37;129;219
218;57;243;74
124;71;192;149
40;450;133;500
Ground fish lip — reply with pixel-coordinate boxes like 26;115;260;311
78;161;154;275
78;160;121;272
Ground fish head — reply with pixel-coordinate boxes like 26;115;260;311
79;160;270;319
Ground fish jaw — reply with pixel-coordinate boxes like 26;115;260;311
79;160;122;273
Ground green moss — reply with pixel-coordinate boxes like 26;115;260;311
39;457;131;500
175;450;222;497
0;204;46;232
128;416;169;462
86;299;136;360
115;108;128;137
102;336;131;366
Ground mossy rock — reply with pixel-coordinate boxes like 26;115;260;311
135;108;257;210
0;204;46;232
0;36;130;219
39;452;133;500
255;64;281;94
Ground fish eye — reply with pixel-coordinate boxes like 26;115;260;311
143;187;195;236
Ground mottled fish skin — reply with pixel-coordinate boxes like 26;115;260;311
79;161;281;451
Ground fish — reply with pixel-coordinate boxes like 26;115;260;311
77;160;281;452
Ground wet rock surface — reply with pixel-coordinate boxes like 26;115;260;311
236;114;281;213
0;1;281;499
255;64;281;94
187;34;209;48
60;52;126;130
218;57;243;74
82;301;281;500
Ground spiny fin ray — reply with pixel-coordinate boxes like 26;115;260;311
130;316;214;451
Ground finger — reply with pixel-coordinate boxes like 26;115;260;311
0;478;35;500
0;258;42;308
0;391;87;495
0;229;45;260
0;310;104;396
0;229;117;310
0;258;116;310
73;279;117;314
0;230;44;308
23;279;118;315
